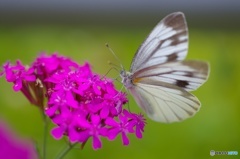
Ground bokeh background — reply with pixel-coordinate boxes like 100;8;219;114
0;0;239;158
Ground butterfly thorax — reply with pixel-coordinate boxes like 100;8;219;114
120;70;134;89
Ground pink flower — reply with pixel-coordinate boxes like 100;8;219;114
3;61;36;91
0;120;38;159
77;115;107;150
105;110;145;145
1;53;146;150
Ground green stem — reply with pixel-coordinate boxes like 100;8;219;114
42;112;48;159
34;140;42;159
55;143;78;159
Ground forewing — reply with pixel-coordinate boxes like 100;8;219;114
129;82;200;123
133;60;209;92
130;12;188;73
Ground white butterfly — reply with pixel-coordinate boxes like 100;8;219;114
120;12;210;123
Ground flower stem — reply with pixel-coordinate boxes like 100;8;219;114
35;141;42;159
42;112;48;159
55;142;78;159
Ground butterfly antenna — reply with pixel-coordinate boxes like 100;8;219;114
101;66;120;80
108;61;121;69
105;43;124;70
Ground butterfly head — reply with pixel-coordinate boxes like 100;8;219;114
120;69;134;89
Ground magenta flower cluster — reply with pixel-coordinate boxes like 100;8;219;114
0;53;146;150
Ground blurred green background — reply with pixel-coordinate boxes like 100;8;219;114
0;1;239;159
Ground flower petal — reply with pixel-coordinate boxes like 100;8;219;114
78;130;90;142
107;128;120;140
121;132;129;146
91;115;100;125
92;136;102;150
51;126;65;140
13;78;22;91
100;107;109;119
105;117;119;127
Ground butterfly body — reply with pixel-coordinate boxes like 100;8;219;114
120;12;209;123
120;70;133;89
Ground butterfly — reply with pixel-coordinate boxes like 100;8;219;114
120;12;210;123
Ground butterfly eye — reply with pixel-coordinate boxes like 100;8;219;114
120;70;126;77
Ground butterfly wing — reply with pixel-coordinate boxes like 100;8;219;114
133;60;210;92
130;61;209;123
129;81;200;123
130;12;188;73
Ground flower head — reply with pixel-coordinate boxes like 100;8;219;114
1;53;146;150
